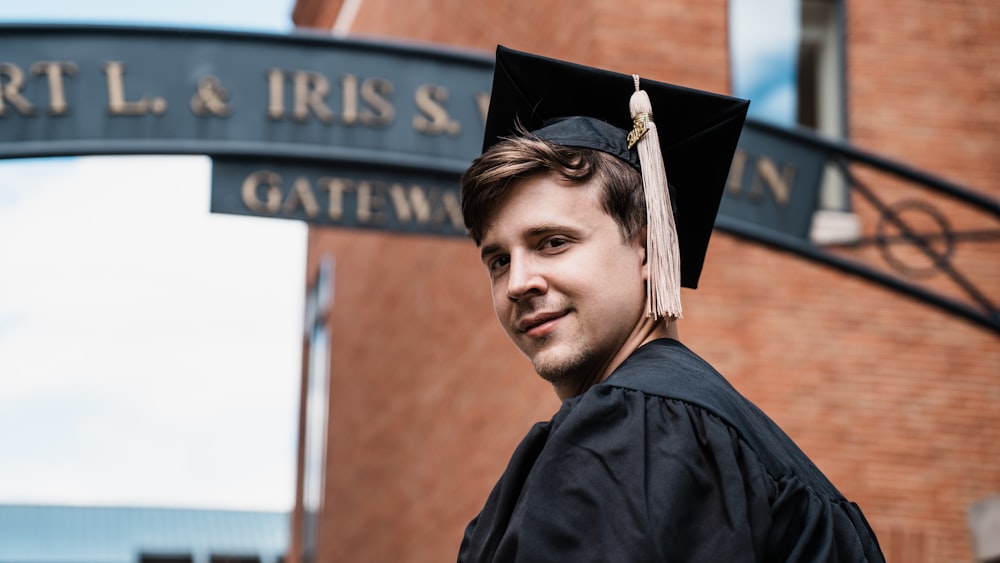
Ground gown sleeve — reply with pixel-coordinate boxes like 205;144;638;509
459;384;883;562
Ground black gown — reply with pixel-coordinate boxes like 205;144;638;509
458;339;885;562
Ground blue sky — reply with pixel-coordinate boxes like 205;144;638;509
730;0;800;126
0;0;302;511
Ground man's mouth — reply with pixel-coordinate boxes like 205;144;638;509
516;311;567;338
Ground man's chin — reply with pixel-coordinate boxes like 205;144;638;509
529;346;585;385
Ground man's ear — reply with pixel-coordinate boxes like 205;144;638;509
634;226;649;280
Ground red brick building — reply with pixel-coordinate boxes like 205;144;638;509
285;1;999;562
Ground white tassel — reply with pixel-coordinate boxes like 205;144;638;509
629;74;682;320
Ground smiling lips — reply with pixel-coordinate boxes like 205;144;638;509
516;310;568;338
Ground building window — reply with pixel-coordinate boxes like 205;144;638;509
730;0;856;239
798;0;845;139
729;0;845;138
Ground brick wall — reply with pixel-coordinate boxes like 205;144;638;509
846;0;999;194
289;1;1000;562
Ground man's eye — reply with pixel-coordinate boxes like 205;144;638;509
489;255;510;271
541;237;569;250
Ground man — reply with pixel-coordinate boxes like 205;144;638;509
457;46;884;562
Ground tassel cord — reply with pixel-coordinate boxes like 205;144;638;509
629;76;683;320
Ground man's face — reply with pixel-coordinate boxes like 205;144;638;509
479;172;648;395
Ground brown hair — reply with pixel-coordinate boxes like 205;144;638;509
460;131;645;245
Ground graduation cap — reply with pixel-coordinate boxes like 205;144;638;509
481;46;749;320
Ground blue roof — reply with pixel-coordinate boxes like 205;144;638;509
0;505;289;563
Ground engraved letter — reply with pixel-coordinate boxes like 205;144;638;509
266;68;285;119
0;63;35;116
103;61;167;115
342;75;394;126
413;84;460;135
282;176;321;217
293;70;334;123
360;78;394;126
389;184;433;224
242;171;284;214
356;181;389;224
750;157;795;206
318;177;356;220
341;74;360;125
30;61;78;115
432;189;465;231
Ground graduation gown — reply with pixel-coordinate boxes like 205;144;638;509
458;339;885;562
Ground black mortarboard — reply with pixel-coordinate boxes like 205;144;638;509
480;46;748;318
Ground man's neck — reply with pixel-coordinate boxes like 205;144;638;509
552;318;678;400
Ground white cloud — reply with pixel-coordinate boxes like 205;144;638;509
0;155;306;511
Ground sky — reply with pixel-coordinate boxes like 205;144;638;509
0;0;794;513
0;0;303;512
730;0;800;126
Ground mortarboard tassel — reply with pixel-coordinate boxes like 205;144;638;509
628;74;683;320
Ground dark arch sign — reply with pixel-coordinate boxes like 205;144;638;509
0;24;495;236
4;24;995;331
0;23;830;242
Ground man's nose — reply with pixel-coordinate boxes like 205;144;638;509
506;255;547;302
